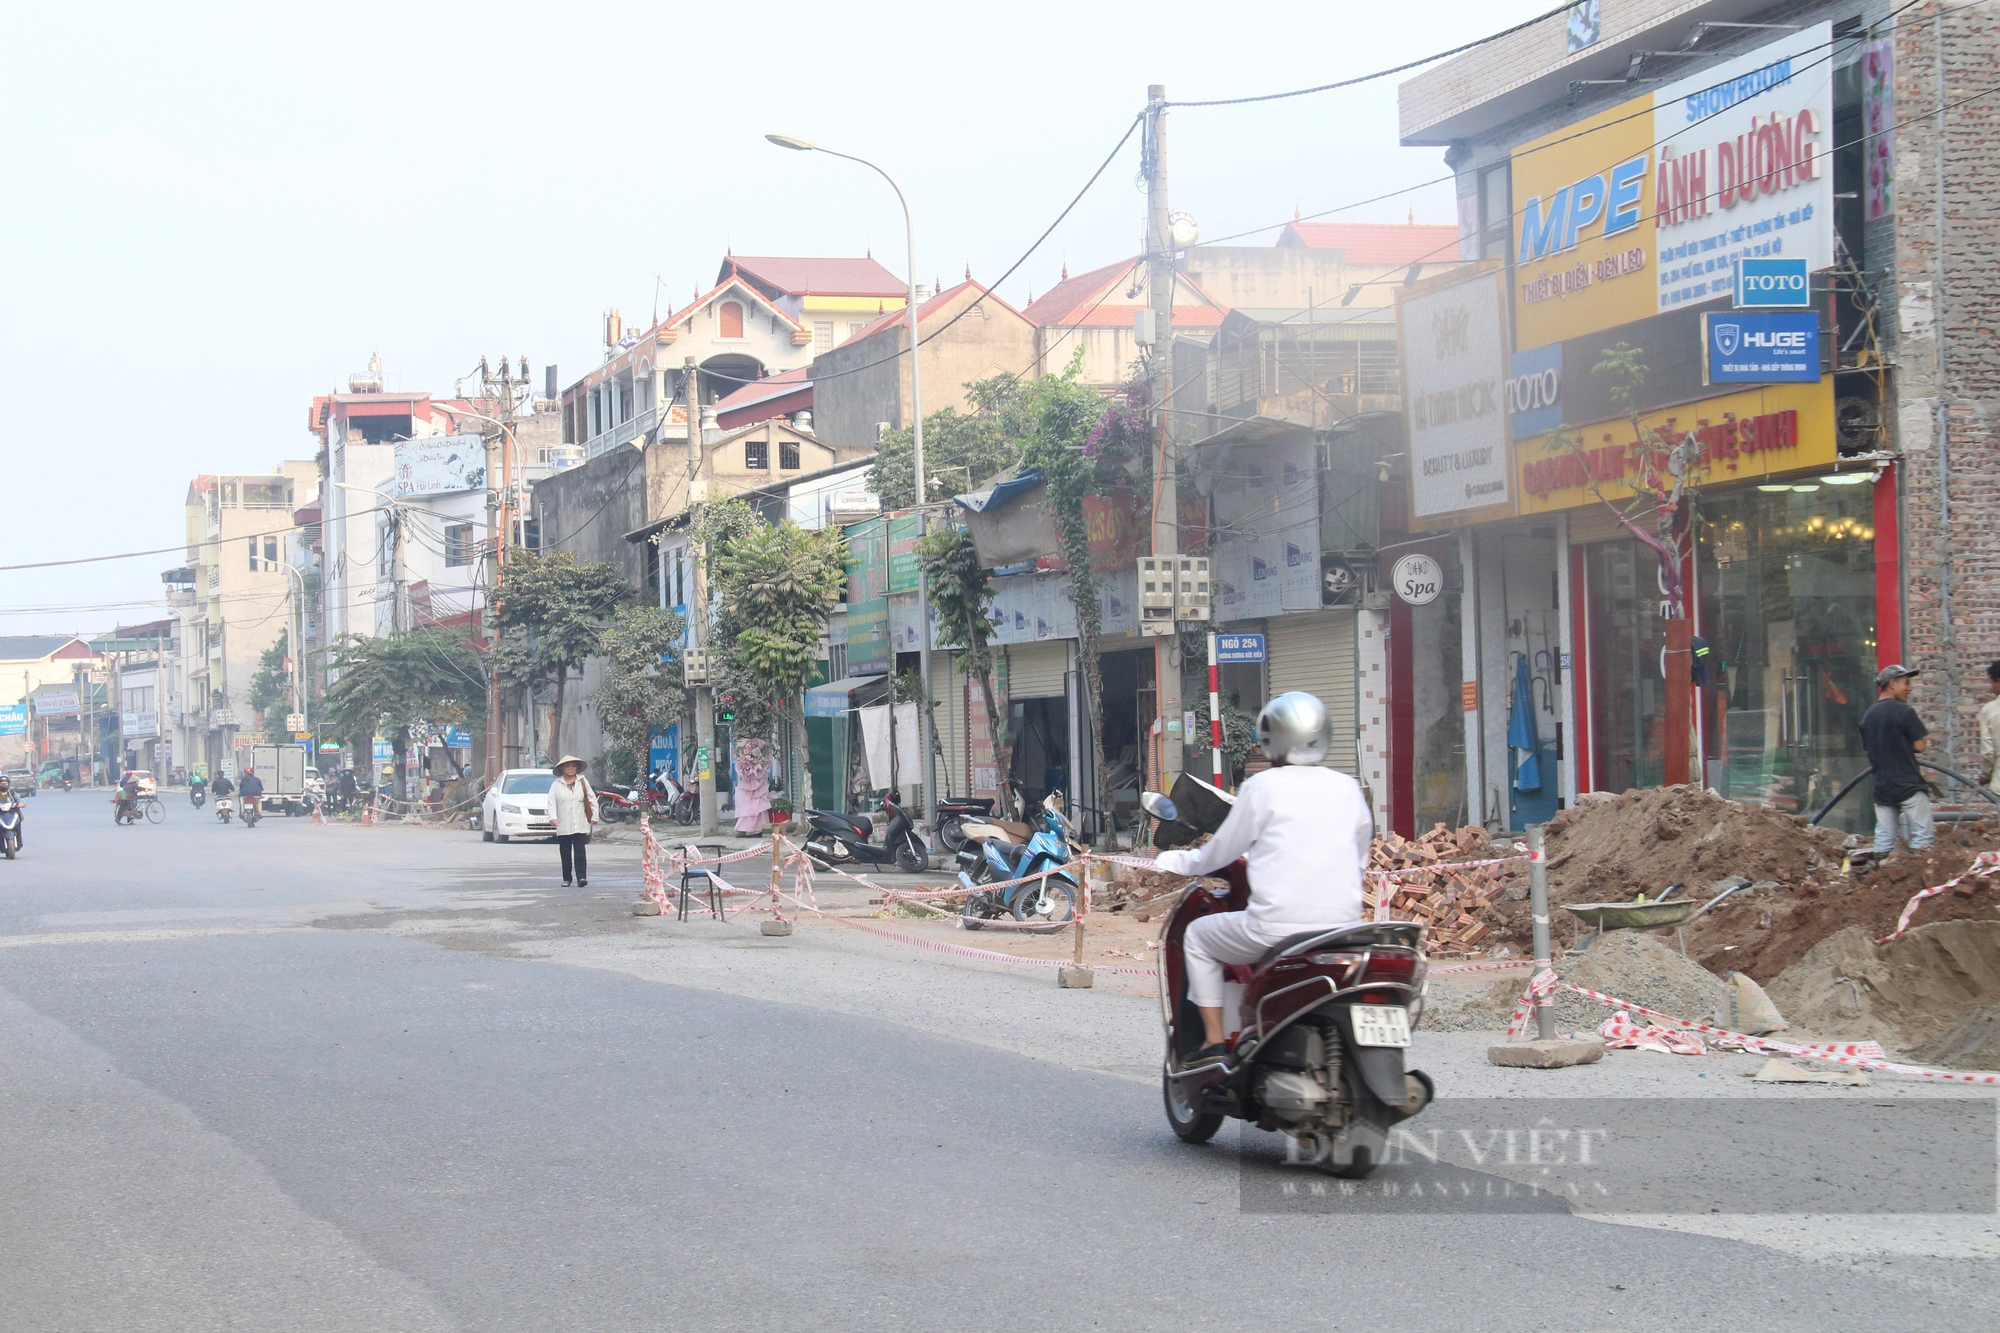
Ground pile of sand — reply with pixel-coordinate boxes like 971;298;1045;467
1424;931;1726;1034
1766;919;2000;1064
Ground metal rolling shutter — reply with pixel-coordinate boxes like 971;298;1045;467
1265;611;1358;773
1005;641;1069;699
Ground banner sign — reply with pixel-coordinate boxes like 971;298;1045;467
1398;268;1513;520
34;689;79;716
393;432;486;498
1734;257;1812;308
1510;24;1834;350
1704;311;1820;382
0;703;23;736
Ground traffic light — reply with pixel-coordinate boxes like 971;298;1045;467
717;694;736;724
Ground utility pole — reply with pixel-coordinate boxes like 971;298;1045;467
685;356;719;837
478;355;529;783
1145;83;1182;789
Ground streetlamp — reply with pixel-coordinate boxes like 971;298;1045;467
766;132;939;825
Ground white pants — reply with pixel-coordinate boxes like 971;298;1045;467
1185;911;1333;1008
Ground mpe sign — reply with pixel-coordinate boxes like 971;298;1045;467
1735;257;1811;308
1703;311;1820;383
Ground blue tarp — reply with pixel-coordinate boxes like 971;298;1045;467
1508;654;1542;793
952;468;1045;514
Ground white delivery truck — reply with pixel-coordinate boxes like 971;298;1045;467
248;743;315;816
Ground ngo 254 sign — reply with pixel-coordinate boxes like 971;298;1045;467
1510;23;1834;350
1397;269;1512;521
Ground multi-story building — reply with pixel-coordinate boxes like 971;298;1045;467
1389;0;1994;835
168;463;317;776
0;635;98;773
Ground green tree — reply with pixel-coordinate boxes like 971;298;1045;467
247;631;292;743
492;548;634;760
868;374;1031;508
712;518;847;813
915;524;1010;796
589;604;688;778
322;629;487;801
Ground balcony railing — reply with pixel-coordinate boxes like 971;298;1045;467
584;405;658;461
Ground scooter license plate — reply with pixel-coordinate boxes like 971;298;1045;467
1350;1004;1412;1048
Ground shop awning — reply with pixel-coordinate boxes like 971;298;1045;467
804;674;888;718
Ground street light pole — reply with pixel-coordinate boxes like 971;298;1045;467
767;132;938;824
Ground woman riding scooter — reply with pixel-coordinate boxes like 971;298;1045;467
1153;691;1372;1067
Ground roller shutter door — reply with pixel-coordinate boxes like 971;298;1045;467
1006;641;1070;699
1265;611;1358;773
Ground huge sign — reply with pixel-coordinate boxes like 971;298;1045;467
393;433;486;498
1514;379;1835;514
1398;268;1513;521
1703;311;1820;383
1511;24;1834;350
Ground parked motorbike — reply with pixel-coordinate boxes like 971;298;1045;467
934;796;997;853
958;792;1082;930
1141;785;1433;1178
216;797;235;824
649;769;698;825
0;790;22;858
803;791;928;873
595;786;640;824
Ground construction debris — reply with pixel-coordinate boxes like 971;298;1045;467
1364;823;1519;955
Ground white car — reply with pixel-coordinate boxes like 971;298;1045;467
481;768;559;843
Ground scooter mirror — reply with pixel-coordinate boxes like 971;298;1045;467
1139;792;1178;822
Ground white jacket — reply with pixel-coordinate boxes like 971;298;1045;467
1154;764;1371;933
549;776;597;837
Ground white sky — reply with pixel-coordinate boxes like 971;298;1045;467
0;0;1553;637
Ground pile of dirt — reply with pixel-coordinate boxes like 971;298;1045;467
1485;784;2000;983
1424;932;1725;1034
1765;919;2000;1062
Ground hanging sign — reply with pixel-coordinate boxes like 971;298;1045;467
1391;554;1445;606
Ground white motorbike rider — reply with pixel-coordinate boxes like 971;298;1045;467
1154;691;1372;1067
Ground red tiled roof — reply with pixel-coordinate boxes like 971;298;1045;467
837;279;1027;347
1019;257;1226;328
720;255;907;297
1277;221;1459;264
713;365;809;412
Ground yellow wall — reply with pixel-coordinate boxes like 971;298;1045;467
801;295;905;317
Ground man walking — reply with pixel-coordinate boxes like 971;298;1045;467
1860;664;1933;855
1978;661;2000;798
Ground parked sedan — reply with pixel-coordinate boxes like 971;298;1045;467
480;768;559;842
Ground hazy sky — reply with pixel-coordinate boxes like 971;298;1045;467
1;0;1551;637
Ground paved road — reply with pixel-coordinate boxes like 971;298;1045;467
1;791;1991;1329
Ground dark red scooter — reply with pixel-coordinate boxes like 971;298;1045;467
1143;782;1434;1178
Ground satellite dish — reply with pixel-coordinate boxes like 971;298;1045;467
1168;211;1200;248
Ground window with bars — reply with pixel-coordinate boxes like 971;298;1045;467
847;321;867;341
814;322;834;352
780;438;800;470
445;523;475;567
745;437;769;469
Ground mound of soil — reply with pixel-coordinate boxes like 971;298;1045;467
1424;931;1725;1034
1484;784;2000;983
1766;920;2000;1062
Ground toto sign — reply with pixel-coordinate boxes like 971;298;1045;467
1735;257;1811;308
1507;344;1564;439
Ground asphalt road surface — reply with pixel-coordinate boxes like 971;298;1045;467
1;790;1992;1330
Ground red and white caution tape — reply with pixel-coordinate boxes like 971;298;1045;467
1598;1011;1707;1056
830;917;1158;976
1502;970;2000;1084
1430;958;1535;975
1878;849;2000;942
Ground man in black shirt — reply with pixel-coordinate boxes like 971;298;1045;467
1859;664;1934;855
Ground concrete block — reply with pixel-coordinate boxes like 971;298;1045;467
1056;966;1095;988
759;920;794;937
631;899;662;916
1486;1037;1605;1068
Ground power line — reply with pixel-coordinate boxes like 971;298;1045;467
1165;1;1581;108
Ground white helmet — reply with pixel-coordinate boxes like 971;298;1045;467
1257;691;1329;765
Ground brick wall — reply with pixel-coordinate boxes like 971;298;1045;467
1889;2;2000;771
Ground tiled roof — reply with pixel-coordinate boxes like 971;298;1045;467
1019;257;1227;328
720;255;907;297
1276;221;1459;265
713;365;810;412
837;279;1026;347
0;635;87;662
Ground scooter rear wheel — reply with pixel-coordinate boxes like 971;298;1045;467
894;834;926;874
1162;1067;1224;1144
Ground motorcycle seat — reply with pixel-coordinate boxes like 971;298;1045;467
985;840;1028;862
939;798;994;814
1251;921;1426;970
807;809;871;837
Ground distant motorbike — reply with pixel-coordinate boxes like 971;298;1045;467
0;790;22;858
242;798;262;828
958;792;1081;930
190;785;207;809
803;791;928;873
216;797;235;824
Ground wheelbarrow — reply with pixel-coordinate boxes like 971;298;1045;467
1563;879;1758;957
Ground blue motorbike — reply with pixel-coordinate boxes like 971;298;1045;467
958;792;1082;930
